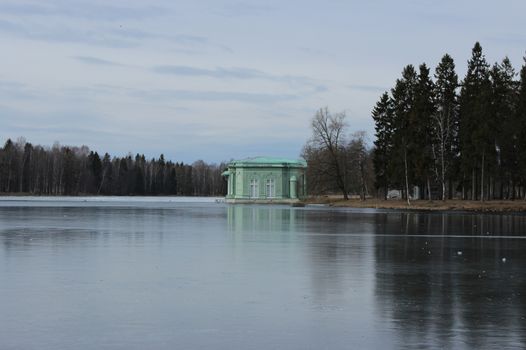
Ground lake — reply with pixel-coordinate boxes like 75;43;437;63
1;197;525;349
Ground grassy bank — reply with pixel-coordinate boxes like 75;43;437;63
304;196;526;213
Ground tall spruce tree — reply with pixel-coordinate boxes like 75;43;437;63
517;57;526;197
391;65;418;204
490;57;518;198
413;63;436;199
459;42;492;200
433;54;459;200
372;92;394;199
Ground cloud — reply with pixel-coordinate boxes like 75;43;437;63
73;56;125;66
0;18;139;48
0;1;167;22
0;1;232;52
347;84;389;93
0;80;38;100
216;2;277;17
0;18;232;53
129;89;298;104
297;46;330;57
484;33;526;47
153;65;266;80
153;64;327;91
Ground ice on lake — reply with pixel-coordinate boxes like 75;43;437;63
1;197;525;349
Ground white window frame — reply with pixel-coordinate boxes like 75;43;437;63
265;178;275;198
250;178;259;198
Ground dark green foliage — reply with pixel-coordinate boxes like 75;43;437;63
391;65;418;200
372;42;526;200
0;140;227;196
490;57;519;198
433;54;459;199
372;92;393;198
517;58;526;189
459;42;492;199
413;63;436;198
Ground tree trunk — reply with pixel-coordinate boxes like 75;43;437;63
360;159;366;201
480;151;485;202
427;177;432;201
97;168;107;195
334;159;348;200
440;140;446;200
471;168;477;201
404;148;410;205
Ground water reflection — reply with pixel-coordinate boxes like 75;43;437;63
374;212;526;349
227;205;297;234
1;202;526;349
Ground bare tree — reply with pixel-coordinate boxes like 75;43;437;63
305;107;349;199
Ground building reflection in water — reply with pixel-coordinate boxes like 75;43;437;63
227;204;297;235
227;205;377;319
374;212;526;349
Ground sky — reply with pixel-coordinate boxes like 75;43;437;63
1;0;525;163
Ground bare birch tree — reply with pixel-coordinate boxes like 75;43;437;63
305;107;349;199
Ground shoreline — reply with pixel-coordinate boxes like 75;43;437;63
303;197;526;213
2;194;526;213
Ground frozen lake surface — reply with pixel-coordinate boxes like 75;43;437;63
1;197;525;349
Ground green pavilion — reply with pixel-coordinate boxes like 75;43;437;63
222;157;307;203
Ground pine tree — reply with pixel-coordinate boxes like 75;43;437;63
490;57;518;199
62;147;77;195
413;63;436;199
459;42;492;200
391;65;418;203
433;54;459;200
99;153;112;194
372;92;394;199
517;57;526;197
88;151;102;193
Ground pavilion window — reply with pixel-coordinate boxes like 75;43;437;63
266;178;275;198
250;179;259;198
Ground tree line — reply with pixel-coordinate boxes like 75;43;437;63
372;42;526;201
0;138;227;196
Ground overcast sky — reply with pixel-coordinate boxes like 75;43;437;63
1;0;525;163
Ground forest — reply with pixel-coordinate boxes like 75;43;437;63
0;138;227;196
302;42;526;202
372;42;526;201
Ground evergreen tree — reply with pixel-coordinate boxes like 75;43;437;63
99;153;113;195
21;142;33;193
413;63;436;199
134;154;145;195
391;65;418;203
490;57;518;198
1;139;16;192
62;147;77;195
88;151;102;193
517;57;526;196
459;42;492;200
372;92;394;199
433;54;459;200
117;157;129;195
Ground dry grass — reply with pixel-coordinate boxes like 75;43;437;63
303;196;526;212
